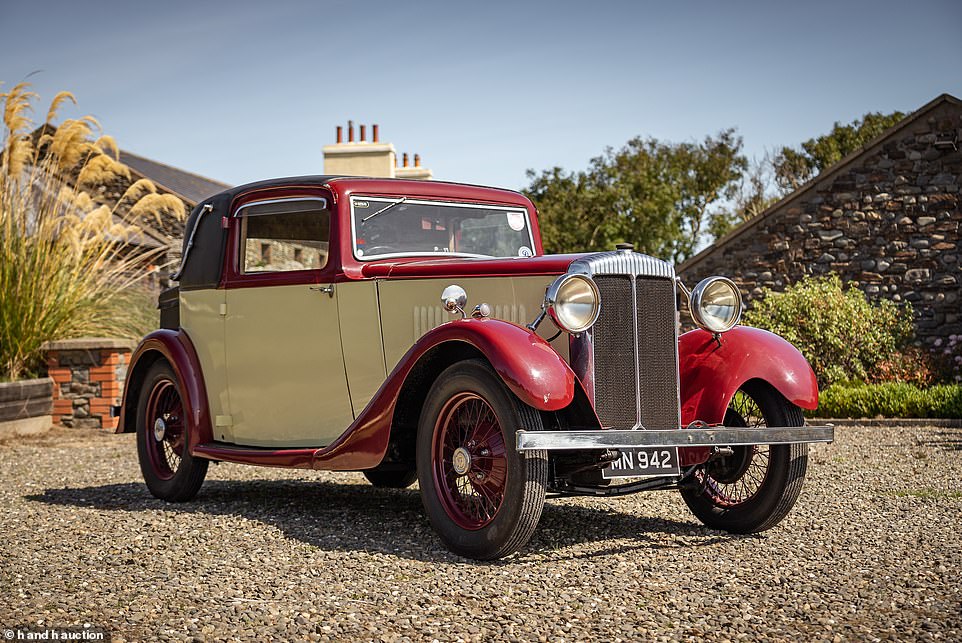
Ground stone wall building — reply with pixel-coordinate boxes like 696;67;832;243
678;93;962;350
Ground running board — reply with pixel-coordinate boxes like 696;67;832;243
516;425;834;451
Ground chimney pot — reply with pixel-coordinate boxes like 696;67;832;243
348;120;354;142
336;126;343;144
414;154;421;167
372;124;379;143
360;124;366;141
402;152;409;168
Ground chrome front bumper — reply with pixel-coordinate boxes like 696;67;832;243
516;425;835;451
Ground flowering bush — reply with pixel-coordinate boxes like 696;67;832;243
743;274;914;387
933;334;962;384
868;346;938;387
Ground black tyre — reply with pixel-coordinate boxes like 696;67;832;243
680;382;808;533
363;467;418;489
416;359;547;560
136;361;208;502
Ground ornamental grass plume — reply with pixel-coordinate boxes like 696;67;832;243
0;82;185;381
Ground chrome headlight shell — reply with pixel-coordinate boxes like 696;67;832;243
690;276;742;333
545;273;601;334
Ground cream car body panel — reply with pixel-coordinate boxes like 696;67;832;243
180;289;232;442
377;275;568;372
224;283;354;447
336;280;387;416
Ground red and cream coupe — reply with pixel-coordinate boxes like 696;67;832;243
118;176;833;559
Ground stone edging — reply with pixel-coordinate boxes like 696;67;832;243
814;417;962;428
42;338;137;351
0;377;54;422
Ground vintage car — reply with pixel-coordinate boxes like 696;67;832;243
118;176;833;560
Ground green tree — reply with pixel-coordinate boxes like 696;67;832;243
524;129;746;262
773;111;906;192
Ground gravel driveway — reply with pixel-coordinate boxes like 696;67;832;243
1;424;959;642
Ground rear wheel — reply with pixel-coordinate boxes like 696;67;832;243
417;359;547;560
680;382;808;533
136;361;208;502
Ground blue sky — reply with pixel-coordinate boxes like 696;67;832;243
2;0;960;191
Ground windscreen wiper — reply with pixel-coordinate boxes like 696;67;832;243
361;197;407;223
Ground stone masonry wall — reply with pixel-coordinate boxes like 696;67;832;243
44;338;135;429
679;99;962;350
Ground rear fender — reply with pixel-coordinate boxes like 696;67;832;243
679;326;819;425
118;329;213;452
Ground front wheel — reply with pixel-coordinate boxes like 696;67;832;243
136;361;208;502
416;359;547;560
680;382;808;534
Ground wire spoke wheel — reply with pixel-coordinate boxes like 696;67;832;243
417;359;547;560
433;392;508;530
680;383;809;534
145;379;186;480
136;361;208;502
697;391;771;506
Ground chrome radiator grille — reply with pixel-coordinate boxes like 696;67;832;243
574;251;680;430
593;276;637;428
635;278;682;430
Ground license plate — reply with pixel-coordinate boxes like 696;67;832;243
602;447;680;479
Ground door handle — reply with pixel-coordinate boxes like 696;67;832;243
310;284;335;297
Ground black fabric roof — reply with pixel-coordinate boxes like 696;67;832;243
176;176;342;289
119;150;231;207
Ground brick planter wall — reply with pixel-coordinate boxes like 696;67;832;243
43;338;136;429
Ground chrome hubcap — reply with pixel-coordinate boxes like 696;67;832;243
153;417;166;442
452;447;472;475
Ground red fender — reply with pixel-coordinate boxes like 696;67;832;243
310;317;576;470
679;326;819;426
117;329;214;451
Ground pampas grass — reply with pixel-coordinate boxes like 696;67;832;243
0;82;185;380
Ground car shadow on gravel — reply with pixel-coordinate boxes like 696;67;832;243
26;479;732;563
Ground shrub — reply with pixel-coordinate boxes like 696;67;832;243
932;334;962;384
0;83;183;380
742;274;914;387
813;382;962;419
868;345;937;387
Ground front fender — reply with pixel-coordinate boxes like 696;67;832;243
118;329;213;451
312;318;576;470
423;318;576;411
679;326;819;425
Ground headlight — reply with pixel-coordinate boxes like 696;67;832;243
690;276;742;333
545;274;600;333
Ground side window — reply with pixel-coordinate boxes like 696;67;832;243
238;198;329;273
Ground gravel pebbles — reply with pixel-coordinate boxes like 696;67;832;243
1;424;959;642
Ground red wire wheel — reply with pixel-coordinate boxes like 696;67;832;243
417;359;547;560
143;378;186;481
432;392;509;530
680;383;809;534
136;361;208;502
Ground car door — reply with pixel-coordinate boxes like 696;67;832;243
224;196;354;448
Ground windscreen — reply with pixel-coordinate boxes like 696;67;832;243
351;197;535;260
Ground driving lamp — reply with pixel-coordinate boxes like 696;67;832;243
545;274;601;333
690;276;742;333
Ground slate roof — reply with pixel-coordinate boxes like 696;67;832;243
118;150;231;207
